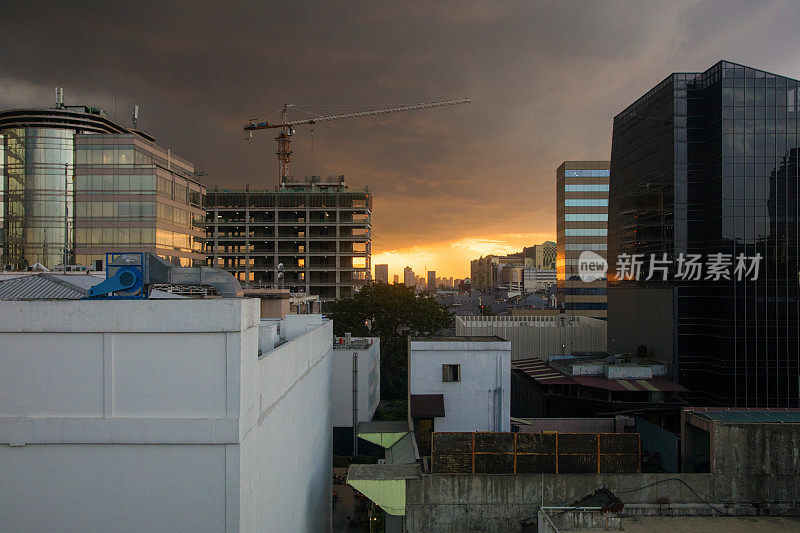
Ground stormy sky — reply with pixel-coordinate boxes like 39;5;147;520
2;1;799;278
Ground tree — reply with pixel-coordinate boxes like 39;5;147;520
328;282;453;399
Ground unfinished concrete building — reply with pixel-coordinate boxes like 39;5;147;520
205;176;371;307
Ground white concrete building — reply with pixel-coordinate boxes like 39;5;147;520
408;337;511;435
332;335;380;454
455;314;607;361
0;299;332;532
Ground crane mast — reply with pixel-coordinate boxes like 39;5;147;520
245;98;470;185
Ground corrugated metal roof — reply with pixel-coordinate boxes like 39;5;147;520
512;357;687;392
513;357;576;385
572;375;687;393
0;273;185;300
685;407;800;423
0;274;88;300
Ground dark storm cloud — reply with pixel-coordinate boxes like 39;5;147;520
1;0;798;254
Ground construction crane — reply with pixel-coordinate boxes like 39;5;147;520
244;98;470;184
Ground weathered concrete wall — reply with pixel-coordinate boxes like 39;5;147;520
405;473;800;532
713;423;800;475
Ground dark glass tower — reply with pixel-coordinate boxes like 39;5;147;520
608;61;800;407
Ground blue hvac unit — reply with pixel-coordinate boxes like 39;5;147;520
86;253;147;299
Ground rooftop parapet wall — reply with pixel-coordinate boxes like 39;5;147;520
0;298;261;334
405;472;800;532
0;298;261;423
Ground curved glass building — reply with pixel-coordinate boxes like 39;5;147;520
0;104;205;269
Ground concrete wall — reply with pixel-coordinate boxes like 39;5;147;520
404;472;800;532
239;317;334;532
332;339;380;428
712;422;800;475
409;339;511;432
456;316;606;360
0;300;333;533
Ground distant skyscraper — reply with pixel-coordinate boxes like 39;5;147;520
403;266;415;286
608;60;800;407
427;270;436;290
556;161;610;319
375;263;389;283
470;255;498;290
393;274;399;284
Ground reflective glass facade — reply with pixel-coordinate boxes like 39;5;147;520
0;107;205;270
73;135;205;267
608;61;800;407
0;128;74;268
556;161;610;319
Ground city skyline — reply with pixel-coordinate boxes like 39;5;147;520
3;2;800;279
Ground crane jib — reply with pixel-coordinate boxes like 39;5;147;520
243;97;470;183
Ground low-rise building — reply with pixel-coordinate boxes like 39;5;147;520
511;353;687;421
455;314;607;361
408;336;511;455
351;409;800;531
332;335;380;455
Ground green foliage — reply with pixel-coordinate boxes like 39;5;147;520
329;283;453;399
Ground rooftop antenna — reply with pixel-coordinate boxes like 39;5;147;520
132;105;139;129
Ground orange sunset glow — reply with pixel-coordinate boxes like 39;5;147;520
372;233;554;280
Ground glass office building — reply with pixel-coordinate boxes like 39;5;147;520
556;161;610;319
0;105;205;270
608;61;799;407
73;134;205;267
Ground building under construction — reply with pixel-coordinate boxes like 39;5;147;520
205;175;371;306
